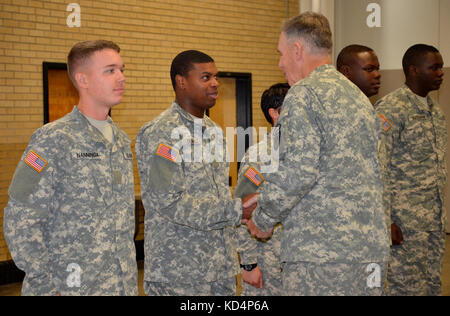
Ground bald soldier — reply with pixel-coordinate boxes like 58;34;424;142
136;50;257;296
337;44;381;98
376;44;446;296
3;40;138;296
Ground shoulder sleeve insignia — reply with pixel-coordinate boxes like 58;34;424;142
378;114;392;132
24;150;48;173
244;167;264;186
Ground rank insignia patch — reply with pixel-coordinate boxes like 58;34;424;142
156;143;179;163
244;167;264;186
24;150;48;173
378;114;392;132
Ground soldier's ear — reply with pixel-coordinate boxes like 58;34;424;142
175;74;186;90
409;64;419;77
340;65;351;78
75;72;88;89
293;41;303;62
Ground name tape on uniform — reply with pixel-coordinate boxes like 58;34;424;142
244;167;264;186
24;150;48;173
156;143;179;163
378;114;392;132
73;152;103;159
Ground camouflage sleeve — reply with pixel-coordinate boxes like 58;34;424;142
3;128;58;295
236;225;258;264
252;87;321;232
375;99;400;228
234;157;259;265
136;128;242;232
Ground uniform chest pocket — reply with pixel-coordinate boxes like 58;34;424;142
183;161;216;193
61;152;107;210
402;115;434;162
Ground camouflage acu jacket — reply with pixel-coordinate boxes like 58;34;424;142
252;64;390;264
136;102;242;284
4;106;137;296
376;85;447;232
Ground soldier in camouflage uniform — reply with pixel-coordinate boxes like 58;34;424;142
235;83;289;296
136;50;256;296
247;12;390;296
376;44;446;296
3;40;137;296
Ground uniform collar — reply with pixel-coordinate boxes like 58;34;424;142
71;106;129;148
172;101;207;126
402;84;432;113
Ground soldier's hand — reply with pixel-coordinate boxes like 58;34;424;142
248;218;273;239
391;223;403;245
242;193;258;221
242;266;263;289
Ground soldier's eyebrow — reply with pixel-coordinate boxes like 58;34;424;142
200;71;219;78
103;63;125;69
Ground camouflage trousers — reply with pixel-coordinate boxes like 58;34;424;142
144;277;236;296
281;262;387;296
386;230;446;296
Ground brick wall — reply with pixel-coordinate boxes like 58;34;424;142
0;0;298;261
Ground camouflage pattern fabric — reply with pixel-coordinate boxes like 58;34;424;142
376;85;447;296
376;85;447;232
386;230;446;296
136;102;242;294
282;261;387;296
250;65;390;294
4;106;138;296
253;64;390;263
144;277;236;296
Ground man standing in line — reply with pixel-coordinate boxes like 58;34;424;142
247;12;390;296
4;40;138;296
376;44;446;296
136;50;257;296
336;45;394;247
337;44;382;98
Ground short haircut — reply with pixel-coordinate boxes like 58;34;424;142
402;44;440;77
282;12;333;54
67;40;120;88
261;83;290;125
170;50;215;91
336;45;374;71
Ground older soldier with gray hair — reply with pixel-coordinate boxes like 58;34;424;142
247;12;390;296
376;44;446;296
3;40;138;295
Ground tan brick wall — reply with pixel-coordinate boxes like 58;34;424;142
0;0;298;261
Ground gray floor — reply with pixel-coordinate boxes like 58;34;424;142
1;236;450;296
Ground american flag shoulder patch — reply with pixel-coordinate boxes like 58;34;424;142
244;167;264;186
156;143;179;163
24;150;48;173
378;114;392;132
